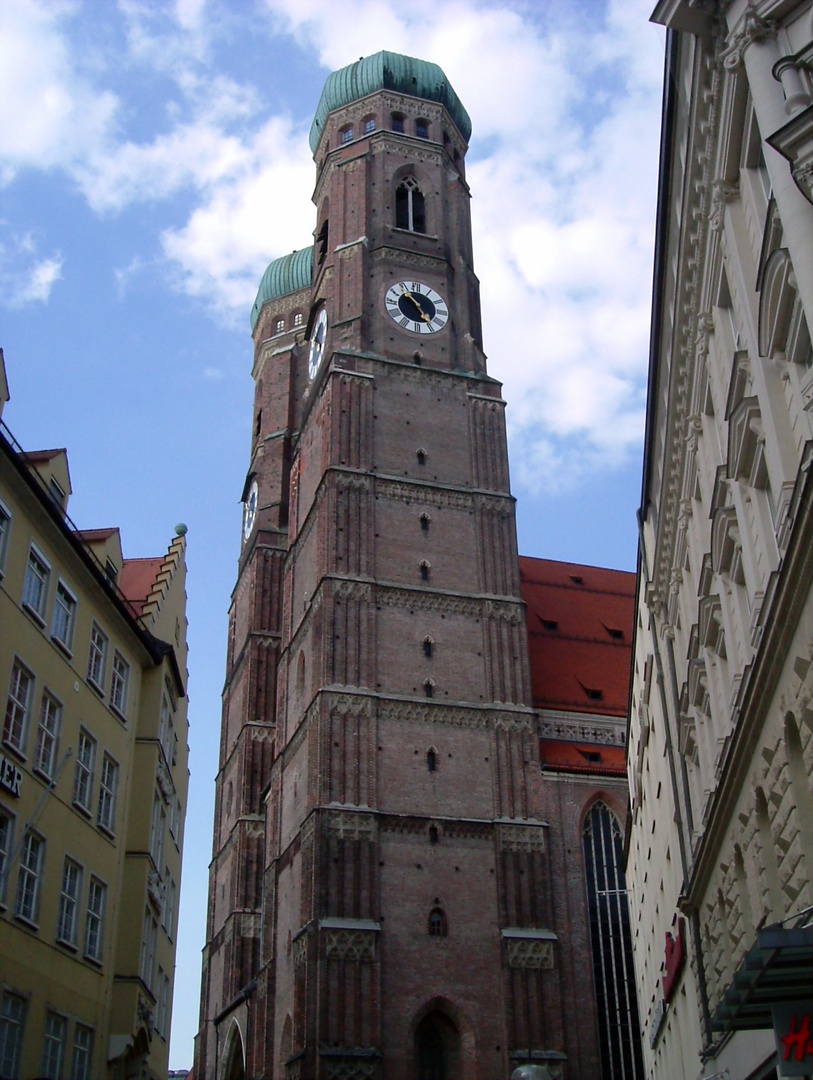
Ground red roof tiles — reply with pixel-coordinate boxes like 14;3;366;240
519;555;635;717
538;740;627;775
119;557;164;616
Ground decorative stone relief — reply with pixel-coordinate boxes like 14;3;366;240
498;824;547;852
493;713;534;732
369;247;446;272
709;179;739;231
327;693;372;719
335;472;371;491
380;700;489;728
484;600;524;624
718;8;776;70
300;813;316;844
377;478;474;510
326;810;377;840
323;929;377;962
147;871;162;911
333;579;372;602
137;995;155;1035
506;939;555;969
539;712;625;745
156;756;173;803
322;1059;378;1080
377;586;481;617
293;932;308;969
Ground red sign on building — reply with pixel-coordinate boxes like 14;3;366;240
662;918;685;1003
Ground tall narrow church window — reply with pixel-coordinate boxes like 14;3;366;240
424;680;434;699
317;219;329;265
396;178;426;233
427;748;437;772
420;561;430;582
582;802;644;1080
420;513;430;532
423;637;433;658
429;825;439;844
428;907;446;936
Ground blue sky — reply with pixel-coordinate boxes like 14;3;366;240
0;0;664;1066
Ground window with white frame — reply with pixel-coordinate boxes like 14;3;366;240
14;829;44;924
159;693;174;763
163;870;176;939
294;312;304;327
395;177;426;233
34;690;62;778
87;623;108;691
73;729;97;813
168;794;180;842
0;991;27;1079
56;857;83;945
156;965;168;1036
51;580;77;651
97;753;119;834
0;810;14;906
22;544;50;620
84;876;106;962
3;659;34;754
41;1010;67;1079
140;908;158;989
150;789;166;870
110;652;130;718
275;318;285;334
70;1023;93;1080
0;500;11;576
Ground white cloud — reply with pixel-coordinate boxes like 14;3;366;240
0;227;63;309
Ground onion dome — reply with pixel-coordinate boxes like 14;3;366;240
250;246;313;331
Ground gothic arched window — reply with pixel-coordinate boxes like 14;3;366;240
396;178;426;233
428;907;446;936
582;801;644;1080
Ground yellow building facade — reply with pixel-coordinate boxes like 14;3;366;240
0;371;189;1079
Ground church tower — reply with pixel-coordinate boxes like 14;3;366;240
198;53;571;1080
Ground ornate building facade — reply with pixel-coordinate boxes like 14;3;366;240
197;53;642;1080
0;356;190;1079
627;3;813;1078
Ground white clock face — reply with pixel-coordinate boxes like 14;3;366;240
308;308;328;379
385;281;448;335
243;479;258;541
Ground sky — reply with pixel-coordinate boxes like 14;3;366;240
0;0;665;1067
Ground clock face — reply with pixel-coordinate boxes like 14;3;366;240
243;479;258;541
307;307;328;379
385;281;448;335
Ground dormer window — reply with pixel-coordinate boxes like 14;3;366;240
416;119;429;139
396;178;426;233
341;126;353;145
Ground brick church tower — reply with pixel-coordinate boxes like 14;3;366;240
197;52;638;1080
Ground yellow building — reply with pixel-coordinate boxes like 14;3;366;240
0;361;189;1079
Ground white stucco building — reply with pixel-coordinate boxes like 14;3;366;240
627;2;813;1079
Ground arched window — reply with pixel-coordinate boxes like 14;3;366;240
296;650;306;694
396;178;426;233
423;637;433;658
391;113;405;133
416;118;429;139
420;561;430;582
429;824;439;844
427;747;437;772
424;680;434;699
582;801;644;1080
428;907;446;936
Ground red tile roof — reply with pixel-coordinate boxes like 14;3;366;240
24;448;67;462
519;555;635;717
538;740;627;775
119;557;164;616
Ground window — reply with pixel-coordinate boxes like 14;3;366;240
34;690;62;778
391;113;405;133
0;992;27;1080
396;177;426;233
22;544;50;619
73;729;97;813
70;1024;93;1080
51;580;77;651
429;824;439;844
420;513;430;532
364;117;375;134
4;659;34;754
275;318;285;334
416;118;429;138
163;871;176;939
84;877;106;962
150;790;166;870
57;857;83;945
97;754;119;834
168;794;181;842
428;907;446;936
294;312;304;327
583;802;644;1080
41;1010;67;1079
341;126;353;144
427;748;437;772
140;908;158;988
110;652;130;718
423;637;433;658
0;811;13;906
0;500;11;576
14;830;44;924
420;561;430;582
87;623;108;691
156;965;168;1036
424;680;434;699
159;693;174;763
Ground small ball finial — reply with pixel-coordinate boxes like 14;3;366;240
174;523;188;536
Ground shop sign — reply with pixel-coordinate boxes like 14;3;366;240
773;1003;813;1077
0;753;23;798
649;997;666;1048
662;918;686;1002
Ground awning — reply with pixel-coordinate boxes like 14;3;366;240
711;921;813;1032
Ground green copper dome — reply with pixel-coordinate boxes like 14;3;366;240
309;51;471;153
250;246;313;331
